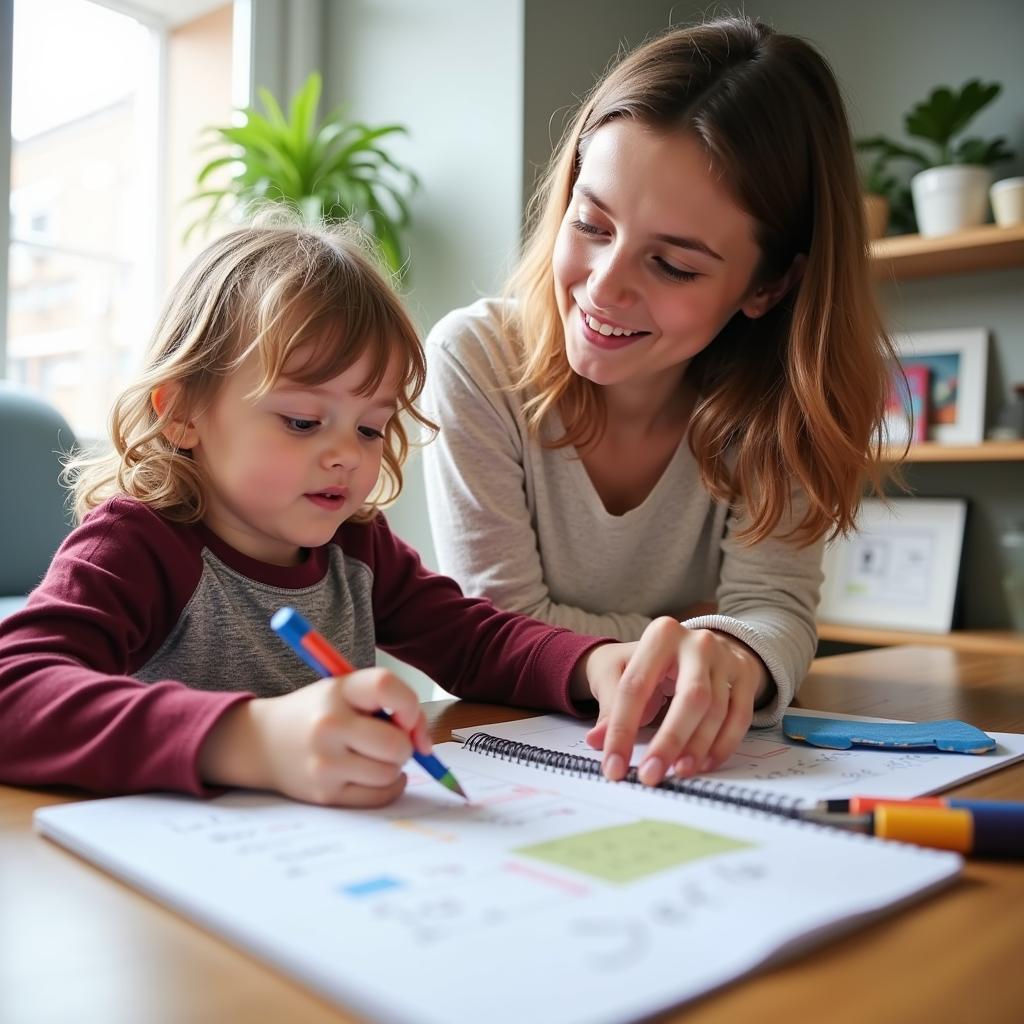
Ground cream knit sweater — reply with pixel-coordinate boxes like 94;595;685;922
422;298;824;726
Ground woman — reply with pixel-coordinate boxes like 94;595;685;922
422;16;892;785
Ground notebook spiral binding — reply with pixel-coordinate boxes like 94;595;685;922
464;732;804;819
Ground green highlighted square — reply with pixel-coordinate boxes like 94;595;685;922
515;819;752;884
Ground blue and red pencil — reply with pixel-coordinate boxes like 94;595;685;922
270;606;468;800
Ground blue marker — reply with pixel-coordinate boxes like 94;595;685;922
271;607;468;800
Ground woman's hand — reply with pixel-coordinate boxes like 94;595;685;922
578;617;769;786
198;668;432;807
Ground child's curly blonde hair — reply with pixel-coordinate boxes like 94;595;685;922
69;222;433;524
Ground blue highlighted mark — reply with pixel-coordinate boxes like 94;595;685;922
341;875;403;898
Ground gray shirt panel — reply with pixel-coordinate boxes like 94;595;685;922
135;545;377;696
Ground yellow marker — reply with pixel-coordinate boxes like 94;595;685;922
805;803;1022;858
873;805;973;853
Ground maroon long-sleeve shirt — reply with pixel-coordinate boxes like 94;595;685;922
0;497;604;795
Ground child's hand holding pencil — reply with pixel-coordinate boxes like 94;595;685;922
197;618;435;808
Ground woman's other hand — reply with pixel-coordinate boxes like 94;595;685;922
580;617;768;785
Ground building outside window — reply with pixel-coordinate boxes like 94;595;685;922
5;0;234;439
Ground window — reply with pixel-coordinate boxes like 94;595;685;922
7;0;159;437
5;0;235;439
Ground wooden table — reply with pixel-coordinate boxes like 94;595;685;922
2;645;1022;1024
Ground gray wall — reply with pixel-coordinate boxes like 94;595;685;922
245;0;327;107
312;0;1024;658
323;0;525;694
521;0;680;207
258;0;525;564
325;0;525;335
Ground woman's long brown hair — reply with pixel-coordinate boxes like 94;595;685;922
508;16;894;544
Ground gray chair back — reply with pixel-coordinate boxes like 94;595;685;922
0;383;78;601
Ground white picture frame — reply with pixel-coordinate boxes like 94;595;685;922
891;328;988;444
819;498;967;633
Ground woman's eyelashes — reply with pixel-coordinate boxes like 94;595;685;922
570;217;603;236
570;217;700;283
654;258;699;282
357;425;386;441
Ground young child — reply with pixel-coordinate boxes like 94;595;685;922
422;16;896;786
0;224;697;807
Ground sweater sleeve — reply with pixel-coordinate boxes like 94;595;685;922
422;304;652;640
361;516;607;716
684;496;824;727
0;500;250;795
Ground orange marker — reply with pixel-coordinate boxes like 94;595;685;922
819;796;1023;815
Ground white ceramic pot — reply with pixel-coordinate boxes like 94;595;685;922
910;164;991;237
990;176;1024;227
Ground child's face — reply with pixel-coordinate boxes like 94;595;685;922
186;346;400;566
552;119;765;391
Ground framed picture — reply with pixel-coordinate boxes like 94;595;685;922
819;498;967;633
884;363;930;444
892;328;988;444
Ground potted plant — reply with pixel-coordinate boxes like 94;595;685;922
859;151;918;239
188;72;418;276
861;153;892;239
857;79;1015;238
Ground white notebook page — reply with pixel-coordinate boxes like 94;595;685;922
36;741;960;1024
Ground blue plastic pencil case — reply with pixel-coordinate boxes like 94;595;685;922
782;715;997;754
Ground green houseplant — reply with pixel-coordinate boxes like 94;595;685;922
860;153;910;238
188;72;418;275
857;80;1015;237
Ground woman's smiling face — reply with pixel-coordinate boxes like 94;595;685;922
552;118;766;389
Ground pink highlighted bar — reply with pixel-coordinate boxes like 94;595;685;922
503;860;589;895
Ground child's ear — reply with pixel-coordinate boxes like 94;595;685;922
151;384;199;450
741;253;807;319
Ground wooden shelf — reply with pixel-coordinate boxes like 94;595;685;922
817;622;1024;656
870;223;1024;281
883;440;1024;463
854;222;1024;660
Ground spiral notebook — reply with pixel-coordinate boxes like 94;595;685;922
452;707;1024;810
36;736;961;1024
